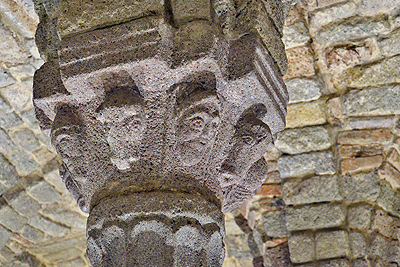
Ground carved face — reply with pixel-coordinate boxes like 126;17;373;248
173;79;221;166
97;77;146;170
220;104;272;185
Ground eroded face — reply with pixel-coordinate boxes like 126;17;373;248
176;96;220;166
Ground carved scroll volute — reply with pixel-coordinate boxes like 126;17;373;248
32;0;290;265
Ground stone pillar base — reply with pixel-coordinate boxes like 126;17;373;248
87;191;225;266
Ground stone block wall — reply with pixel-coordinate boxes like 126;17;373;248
1;0;400;266
224;0;400;266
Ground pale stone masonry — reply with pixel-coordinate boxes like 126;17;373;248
1;0;400;266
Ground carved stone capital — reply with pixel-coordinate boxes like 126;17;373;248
32;0;290;265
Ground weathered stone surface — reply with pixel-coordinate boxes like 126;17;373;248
349;232;367;259
315;17;390;44
348;205;373;230
0;68;15;88
5;191;41;218
348;117;394;130
283;175;342;205
325;42;376;71
338;129;392;145
276;126;331;154
341;155;383;175
285;78;323;104
0;83;31;112
309;2;356;33
0;154;20;195
27;181;61;204
338;172;381;202
372;209;400;239
284;46;315;79
282;22;310;49
262;211;287;238
0;225;12;250
286;204;345;231
256;184;282;197
379;163;400;190
378;28;400;57
0;206;27;232
358;0;400;16
278;151;336;179
339;144;383;159
315;231;349;260
377;182;400;217
9;128;41;152
286;101;326;128
301;0;347;11
0;22;29;65
344;85;400;116
288;233;315;263
28;215;69;237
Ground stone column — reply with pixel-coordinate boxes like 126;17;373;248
32;0;291;265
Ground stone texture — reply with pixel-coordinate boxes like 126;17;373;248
0;226;12;250
338;56;400;89
339;144;383;159
284;46;315;79
339;172;381;202
0;68;15;88
276;126;331;154
349;232;367;259
348;205;373;230
0;83;31;112
262;211;287;238
309;2;356;32
286;204;345;231
9;128;41;151
315;231;349;260
358;0;400;16
282;22;311;49
315;17;390;44
285;78;323;104
0;206;27;232
338;129;392;146
0;22;29;65
27;181;61;204
28;216;69;237
348;117;394;130
344;85;400;116
301;0;347;11
5;191;41;218
341;155;383;175
377;182;400;217
283;175;342;205
378;28;400;57
372;209;400;239
288;233;315;263
278;151;336;179
286;101;327;128
378;163;400;190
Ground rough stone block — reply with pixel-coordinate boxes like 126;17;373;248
285;78;322;104
286;204;345;231
315;17;390;44
0;154;20;194
283;175;342;205
19;225;46;244
0;23;29;65
344;85;400;116
0;68;15;88
388;148;400;172
341;155;383;175
284;46;315;79
8;150;40;177
378;28;400;57
349;232;367;259
256;184;282;197
316;231;349;260
338;129;392;146
28;216;68;237
339;144;383;159
377;182;400;217
327;97;343;125
278;151;336;179
0;111;23;129
339;172;381;202
348;205;372;230
9;128;41;152
372;209;400;239
171;0;211;25
309;2;356;33
27;181;61;204
57;257;87;267
262;211;288;238
276;126;331;154
8;65;35;81
348;117;394;130
358;0;400;16
282;22;310;49
0;83;31;112
5;191;41;218
300;0;347;11
325;41;376;71
40;205;87;229
339;56;400;89
378;163;400;190
288;233;315;263
0;225;12;250
286;100;326;128
0;206;27;232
